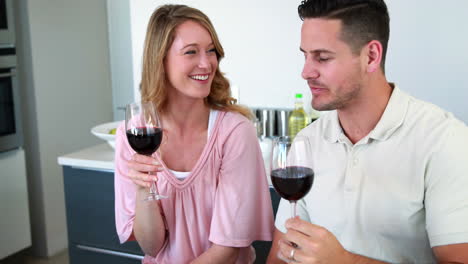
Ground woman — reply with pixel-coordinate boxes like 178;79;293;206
114;4;274;264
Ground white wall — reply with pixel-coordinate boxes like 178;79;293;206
122;0;468;123
386;1;468;123
107;0;134;121
15;0;113;257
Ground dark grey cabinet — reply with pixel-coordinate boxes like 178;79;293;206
62;166;143;264
62;166;280;264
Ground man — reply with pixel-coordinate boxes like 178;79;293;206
267;0;468;263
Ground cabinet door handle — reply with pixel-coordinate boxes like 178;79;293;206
76;244;144;260
0;72;15;78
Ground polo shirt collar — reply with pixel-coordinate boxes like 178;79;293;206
368;84;409;141
323;84;409;143
323;110;342;143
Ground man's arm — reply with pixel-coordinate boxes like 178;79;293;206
267;228;288;264
267;219;389;264
433;243;468;264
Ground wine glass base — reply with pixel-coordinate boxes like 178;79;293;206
144;194;168;201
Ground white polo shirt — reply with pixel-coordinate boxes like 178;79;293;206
275;86;468;263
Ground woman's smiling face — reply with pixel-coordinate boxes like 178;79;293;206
164;20;218;101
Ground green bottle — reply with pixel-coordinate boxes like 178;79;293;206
288;93;308;139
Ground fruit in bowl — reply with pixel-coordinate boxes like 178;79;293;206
91;121;122;149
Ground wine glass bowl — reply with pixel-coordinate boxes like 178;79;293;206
125;102;167;201
270;166;314;201
270;135;314;217
126;126;163;155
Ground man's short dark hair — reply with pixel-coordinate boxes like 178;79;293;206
298;0;390;72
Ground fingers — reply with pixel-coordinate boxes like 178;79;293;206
126;153;164;188
131;153;162;166
127;169;157;188
127;154;163;173
278;239;308;263
286;217;325;238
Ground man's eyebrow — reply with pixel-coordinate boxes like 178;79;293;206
300;47;335;54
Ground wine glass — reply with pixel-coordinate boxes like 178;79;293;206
125;101;167;201
270;135;314;219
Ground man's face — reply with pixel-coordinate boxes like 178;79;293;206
301;18;365;111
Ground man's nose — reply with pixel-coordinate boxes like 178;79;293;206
302;60;319;80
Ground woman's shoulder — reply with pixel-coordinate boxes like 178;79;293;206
222;110;251;123
216;111;255;138
218;111;253;129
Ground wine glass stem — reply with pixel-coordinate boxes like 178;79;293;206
147;171;157;195
290;201;299;248
291;201;297;218
149;179;157;194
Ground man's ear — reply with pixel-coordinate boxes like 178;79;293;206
365;40;383;73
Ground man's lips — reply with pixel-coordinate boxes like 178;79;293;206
310;86;327;92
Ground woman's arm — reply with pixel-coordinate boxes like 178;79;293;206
191;244;241;264
128;154;167;257
115;123;166;256
133;187;166;257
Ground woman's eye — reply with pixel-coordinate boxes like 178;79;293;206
208;48;216;53
184;50;196;55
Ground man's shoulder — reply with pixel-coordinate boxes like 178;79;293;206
399;92;468;150
405;93;465;130
298;111;335;138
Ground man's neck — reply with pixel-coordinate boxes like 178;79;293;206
337;81;393;144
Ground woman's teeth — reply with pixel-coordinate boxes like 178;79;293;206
190;75;209;81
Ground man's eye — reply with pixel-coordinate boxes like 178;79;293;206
184;50;196;55
318;57;330;62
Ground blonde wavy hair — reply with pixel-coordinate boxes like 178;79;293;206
140;4;252;119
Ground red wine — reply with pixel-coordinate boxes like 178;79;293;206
271;166;314;201
126;127;163;155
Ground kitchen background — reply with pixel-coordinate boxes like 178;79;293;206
1;0;467;261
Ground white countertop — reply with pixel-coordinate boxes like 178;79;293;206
57;144;114;172
57;142;273;186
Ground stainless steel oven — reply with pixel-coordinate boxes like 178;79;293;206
0;0;16;46
0;47;22;152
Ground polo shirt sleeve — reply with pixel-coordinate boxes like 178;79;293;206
209;119;274;247
425;120;468;247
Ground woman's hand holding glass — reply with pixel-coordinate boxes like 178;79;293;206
126;154;164;189
125;101;167;201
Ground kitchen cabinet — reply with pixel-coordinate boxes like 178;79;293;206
0;148;31;259
59;144;280;264
62;166;143;264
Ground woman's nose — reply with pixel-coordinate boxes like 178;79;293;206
198;54;211;69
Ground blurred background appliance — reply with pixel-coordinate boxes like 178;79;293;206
252;108;292;138
0;46;22;152
0;0;16;46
